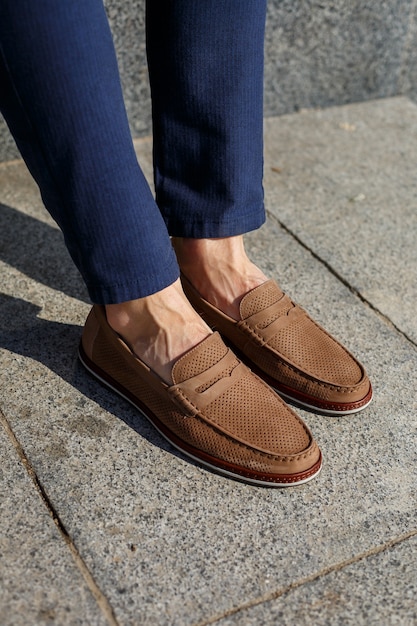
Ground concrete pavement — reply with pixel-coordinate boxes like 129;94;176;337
1;96;416;625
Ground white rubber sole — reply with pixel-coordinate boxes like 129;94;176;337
276;388;373;417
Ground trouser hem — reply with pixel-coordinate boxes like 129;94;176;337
86;263;180;305
163;205;266;238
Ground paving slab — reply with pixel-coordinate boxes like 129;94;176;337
214;533;417;625
263;96;417;344
1;99;417;624
0;424;106;626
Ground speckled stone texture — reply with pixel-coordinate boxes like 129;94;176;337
1;0;417;161
1;98;417;624
0;428;106;626
214;535;417;625
399;0;417;103
263;96;417;344
264;0;416;115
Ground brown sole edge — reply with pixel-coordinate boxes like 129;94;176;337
78;342;322;487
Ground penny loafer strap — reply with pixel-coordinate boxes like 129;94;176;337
168;349;249;417
239;301;306;344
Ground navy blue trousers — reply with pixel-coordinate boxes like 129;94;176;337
0;0;267;304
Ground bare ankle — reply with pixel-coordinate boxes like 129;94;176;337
105;279;211;383
172;236;268;319
172;235;248;269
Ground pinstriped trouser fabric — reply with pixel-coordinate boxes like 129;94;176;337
0;0;267;304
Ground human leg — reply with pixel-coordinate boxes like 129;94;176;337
0;1;322;484
0;0;178;304
146;0;372;414
0;0;212;380
146;0;267;238
172;235;268;320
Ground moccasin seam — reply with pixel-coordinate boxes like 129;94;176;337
189;410;317;463
182;275;366;391
171;380;315;461
239;281;361;368
240;322;367;395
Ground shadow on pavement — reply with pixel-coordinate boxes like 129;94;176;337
0;202;89;303
0;293;190;463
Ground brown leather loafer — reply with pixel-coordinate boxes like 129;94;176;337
79;305;322;486
181;276;372;416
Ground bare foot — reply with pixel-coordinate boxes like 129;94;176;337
172;236;268;320
105;278;211;384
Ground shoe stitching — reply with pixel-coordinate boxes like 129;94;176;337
172;331;225;380
239;321;368;396
246;301;365;380
189;409;318;464
169;368;315;460
183;279;368;397
195;365;237;393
